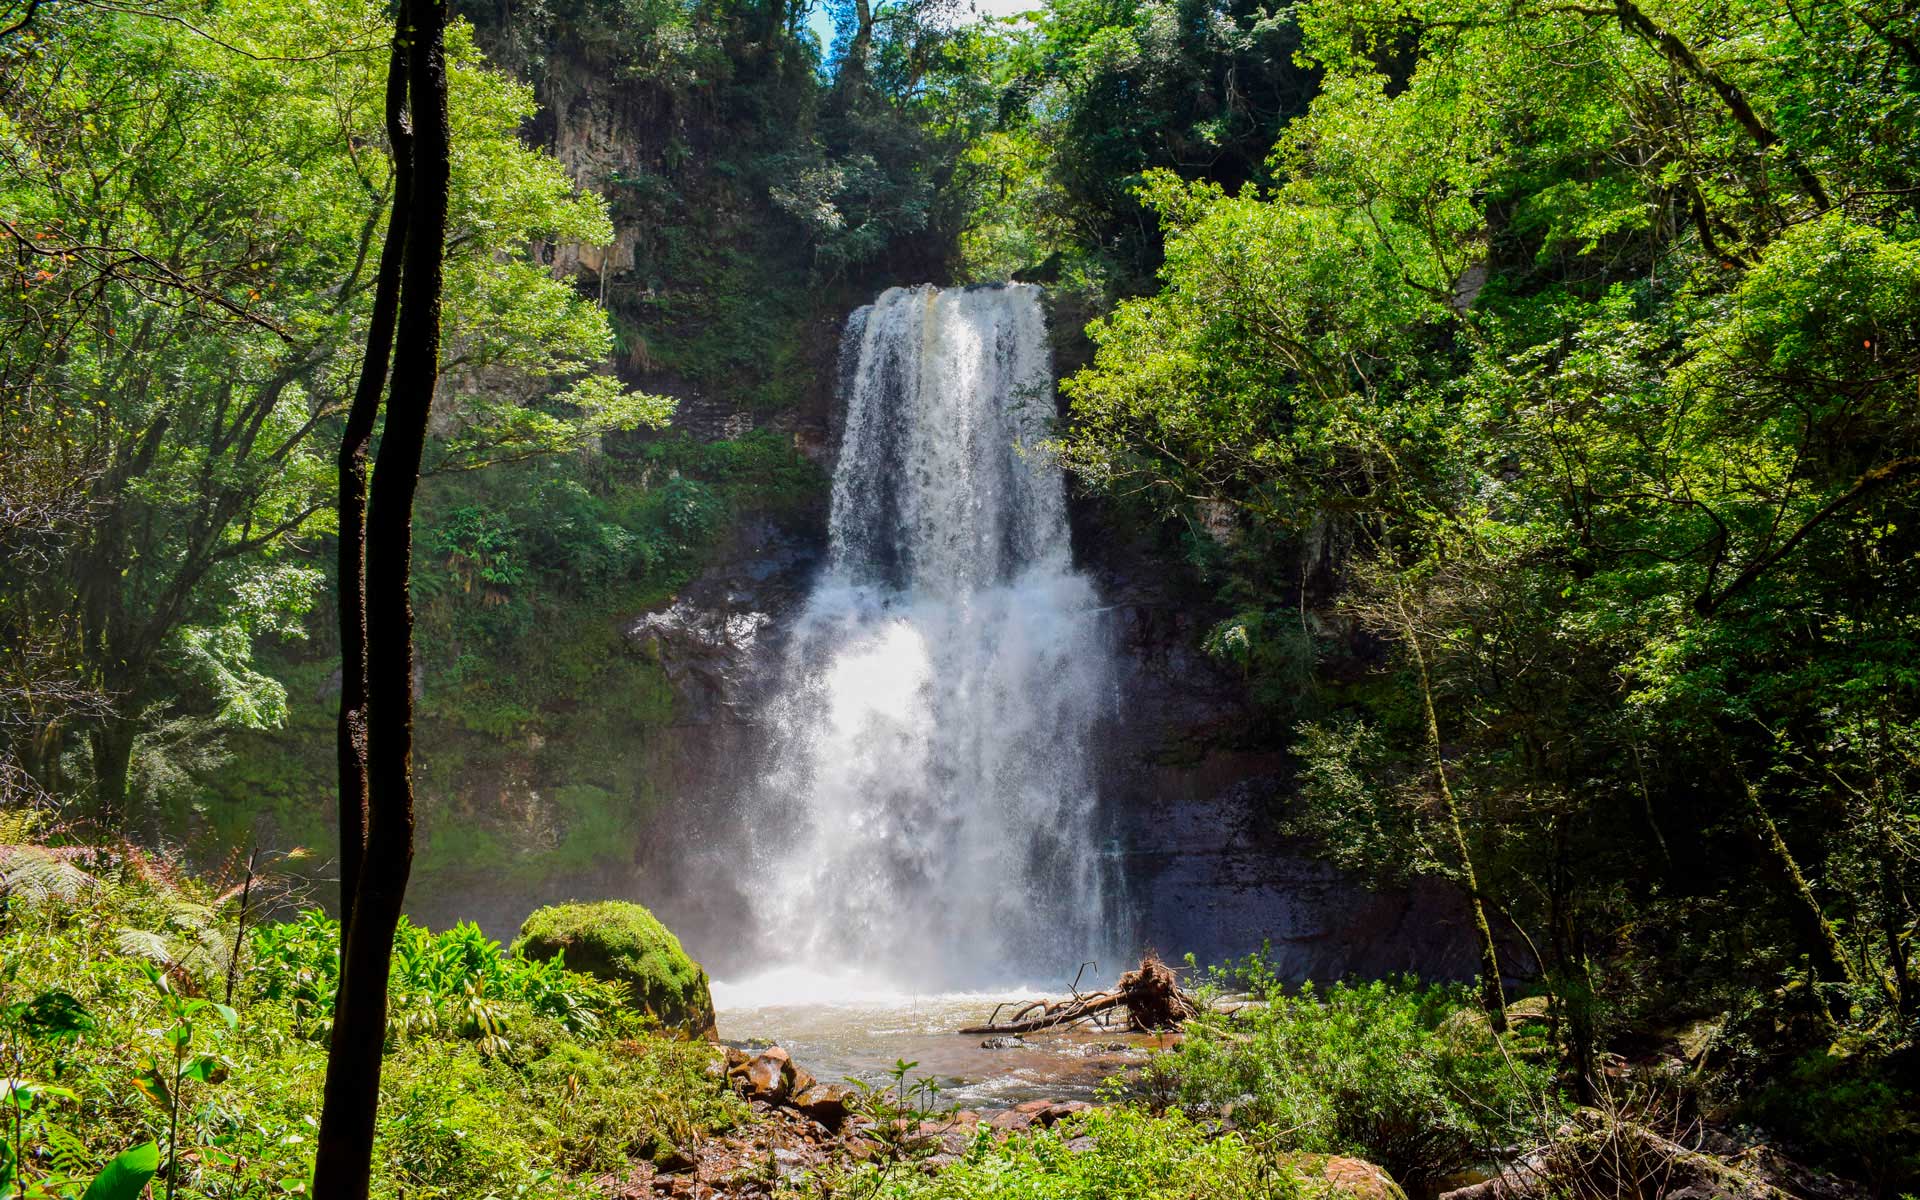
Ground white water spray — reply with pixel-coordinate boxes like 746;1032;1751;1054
741;284;1115;991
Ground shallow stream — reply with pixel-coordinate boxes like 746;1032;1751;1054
712;969;1174;1107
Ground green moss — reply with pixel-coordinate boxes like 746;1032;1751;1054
513;901;716;1038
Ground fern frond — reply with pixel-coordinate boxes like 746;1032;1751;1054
0;845;99;904
115;927;175;964
41;1123;92;1176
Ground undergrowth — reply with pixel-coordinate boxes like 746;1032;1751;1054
1124;957;1560;1188
0;822;745;1199
804;1108;1312;1200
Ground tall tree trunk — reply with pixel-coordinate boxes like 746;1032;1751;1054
1740;778;1860;1009
311;0;449;1192
1396;595;1507;1032
87;712;136;834
839;0;874;90
336;43;412;942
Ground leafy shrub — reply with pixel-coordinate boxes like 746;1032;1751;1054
512;901;715;1037
1745;1048;1920;1193
249;911;630;1047
1127;962;1557;1187
432;505;526;593
836;1107;1310;1200
0;845;743;1199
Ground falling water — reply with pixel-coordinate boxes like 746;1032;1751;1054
742;284;1115;990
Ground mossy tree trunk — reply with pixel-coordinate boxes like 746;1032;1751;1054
1741;777;1861;1010
1396;593;1506;1033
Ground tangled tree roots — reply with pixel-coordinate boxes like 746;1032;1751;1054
959;954;1202;1036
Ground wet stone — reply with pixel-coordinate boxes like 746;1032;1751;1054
791;1083;856;1131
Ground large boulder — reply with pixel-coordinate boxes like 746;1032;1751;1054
513;901;717;1039
1278;1154;1409;1200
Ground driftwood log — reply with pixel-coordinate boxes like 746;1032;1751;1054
960;955;1201;1035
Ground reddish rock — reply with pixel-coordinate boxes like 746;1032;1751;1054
739;1047;796;1104
789;1064;816;1096
1040;1100;1093;1127
1279;1153;1409;1200
791;1083;855;1131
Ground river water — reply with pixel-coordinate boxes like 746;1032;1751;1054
712;970;1172;1106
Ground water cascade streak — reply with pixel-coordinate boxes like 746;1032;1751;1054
747;284;1114;989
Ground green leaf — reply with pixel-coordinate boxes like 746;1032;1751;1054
0;1079;71;1112
181;1053;229;1084
81;1141;160;1200
17;990;96;1040
130;1060;171;1109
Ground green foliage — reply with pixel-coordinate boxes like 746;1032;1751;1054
0;848;744;1199
1043;0;1920;1177
513;901;715;1036
1128;965;1556;1186
945;0;1318;298
0;0;667;822
826;1107;1311;1200
250;911;634;1047
1744;1049;1920;1194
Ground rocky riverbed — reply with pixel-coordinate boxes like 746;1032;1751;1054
604;1041;1408;1200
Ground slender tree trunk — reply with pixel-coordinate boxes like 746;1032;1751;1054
1396;595;1506;1031
1870;713;1913;1016
336;43;412;941
1740;778;1860;1008
311;0;449;1193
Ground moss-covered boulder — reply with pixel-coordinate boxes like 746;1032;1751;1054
513;901;717;1039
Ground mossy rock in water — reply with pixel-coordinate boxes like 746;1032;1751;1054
514;901;717;1039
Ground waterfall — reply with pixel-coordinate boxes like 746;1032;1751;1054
743;283;1115;989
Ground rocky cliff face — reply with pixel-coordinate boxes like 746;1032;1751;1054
1082;516;1492;982
607;495;1492;982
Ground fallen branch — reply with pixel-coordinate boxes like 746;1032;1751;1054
960;955;1201;1035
